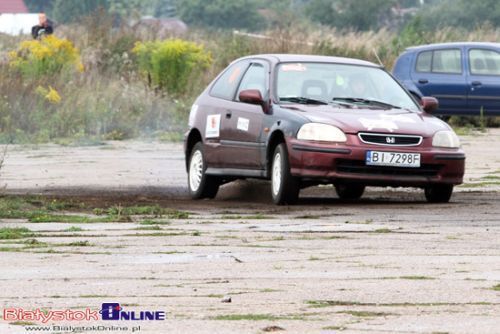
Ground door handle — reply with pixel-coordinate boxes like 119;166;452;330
225;111;232;119
418;79;429;84
471;81;482;86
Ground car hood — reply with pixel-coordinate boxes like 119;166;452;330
283;105;450;137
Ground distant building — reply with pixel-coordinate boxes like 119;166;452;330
0;0;38;36
0;0;28;13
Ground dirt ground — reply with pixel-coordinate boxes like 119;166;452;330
0;129;499;334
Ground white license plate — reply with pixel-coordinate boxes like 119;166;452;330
366;151;421;168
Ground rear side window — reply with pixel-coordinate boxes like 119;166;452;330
415;49;462;74
416;51;432;72
469;49;500;75
210;60;249;100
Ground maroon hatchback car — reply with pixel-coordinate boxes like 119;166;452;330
184;54;465;204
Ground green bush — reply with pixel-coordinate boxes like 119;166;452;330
133;39;212;95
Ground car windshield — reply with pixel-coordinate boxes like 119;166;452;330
276;62;420;111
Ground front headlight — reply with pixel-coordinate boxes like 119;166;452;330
297;123;347;142
432;130;460;148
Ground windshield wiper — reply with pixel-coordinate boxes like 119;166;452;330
332;97;401;110
280;96;328;105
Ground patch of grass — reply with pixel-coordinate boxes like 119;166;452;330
308;256;321;261
492;284;500;291
481;175;500;180
307;300;361;308
337;310;392;317
139;220;171;225
64;226;84;232
63;240;91;247
94;206;189;220
260;288;282;293
372;228;393;233
134;225;162;231
0;227;34;240
459;181;500;188
28;213;93;223
123;232;188;237
306;300;494;308
399;276;435;280
153;251;186;254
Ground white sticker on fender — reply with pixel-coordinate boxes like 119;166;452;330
205;114;221;138
237;117;249;132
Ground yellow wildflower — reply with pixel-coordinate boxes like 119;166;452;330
45;86;61;104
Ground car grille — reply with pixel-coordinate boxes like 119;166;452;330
336;159;441;177
358;132;422;146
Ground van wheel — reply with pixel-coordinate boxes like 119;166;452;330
188;142;219;199
271;143;300;205
424;184;453;203
335;183;365;200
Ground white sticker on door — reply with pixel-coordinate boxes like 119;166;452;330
237;117;249;132
205;114;221;138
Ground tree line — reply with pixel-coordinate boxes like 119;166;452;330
23;0;500;32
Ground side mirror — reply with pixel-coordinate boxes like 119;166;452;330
239;89;264;105
421;96;439;113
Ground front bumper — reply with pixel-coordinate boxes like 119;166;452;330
287;137;465;187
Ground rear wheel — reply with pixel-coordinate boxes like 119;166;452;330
335;183;365;200
271;143;300;205
188;142;220;199
424;184;453;203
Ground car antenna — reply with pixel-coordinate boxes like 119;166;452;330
372;48;384;68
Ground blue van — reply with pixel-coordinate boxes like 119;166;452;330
392;42;500;115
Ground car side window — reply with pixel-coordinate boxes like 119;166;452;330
432;49;461;74
236;62;268;101
415;49;461;74
210;60;249;100
469;49;500;75
416;51;432;72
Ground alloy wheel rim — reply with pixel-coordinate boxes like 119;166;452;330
189;150;203;192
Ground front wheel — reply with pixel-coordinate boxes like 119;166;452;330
188;142;220;199
424;184;453;203
271;143;300;205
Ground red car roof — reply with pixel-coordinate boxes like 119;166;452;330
0;0;29;13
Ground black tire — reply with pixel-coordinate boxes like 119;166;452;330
270;143;300;205
188;142;220;199
335;183;365;200
424;184;453;203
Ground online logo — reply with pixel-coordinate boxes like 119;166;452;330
99;303;166;321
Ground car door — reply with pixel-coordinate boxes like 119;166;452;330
411;48;468;114
466;47;500;115
203;59;250;167
219;61;269;170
